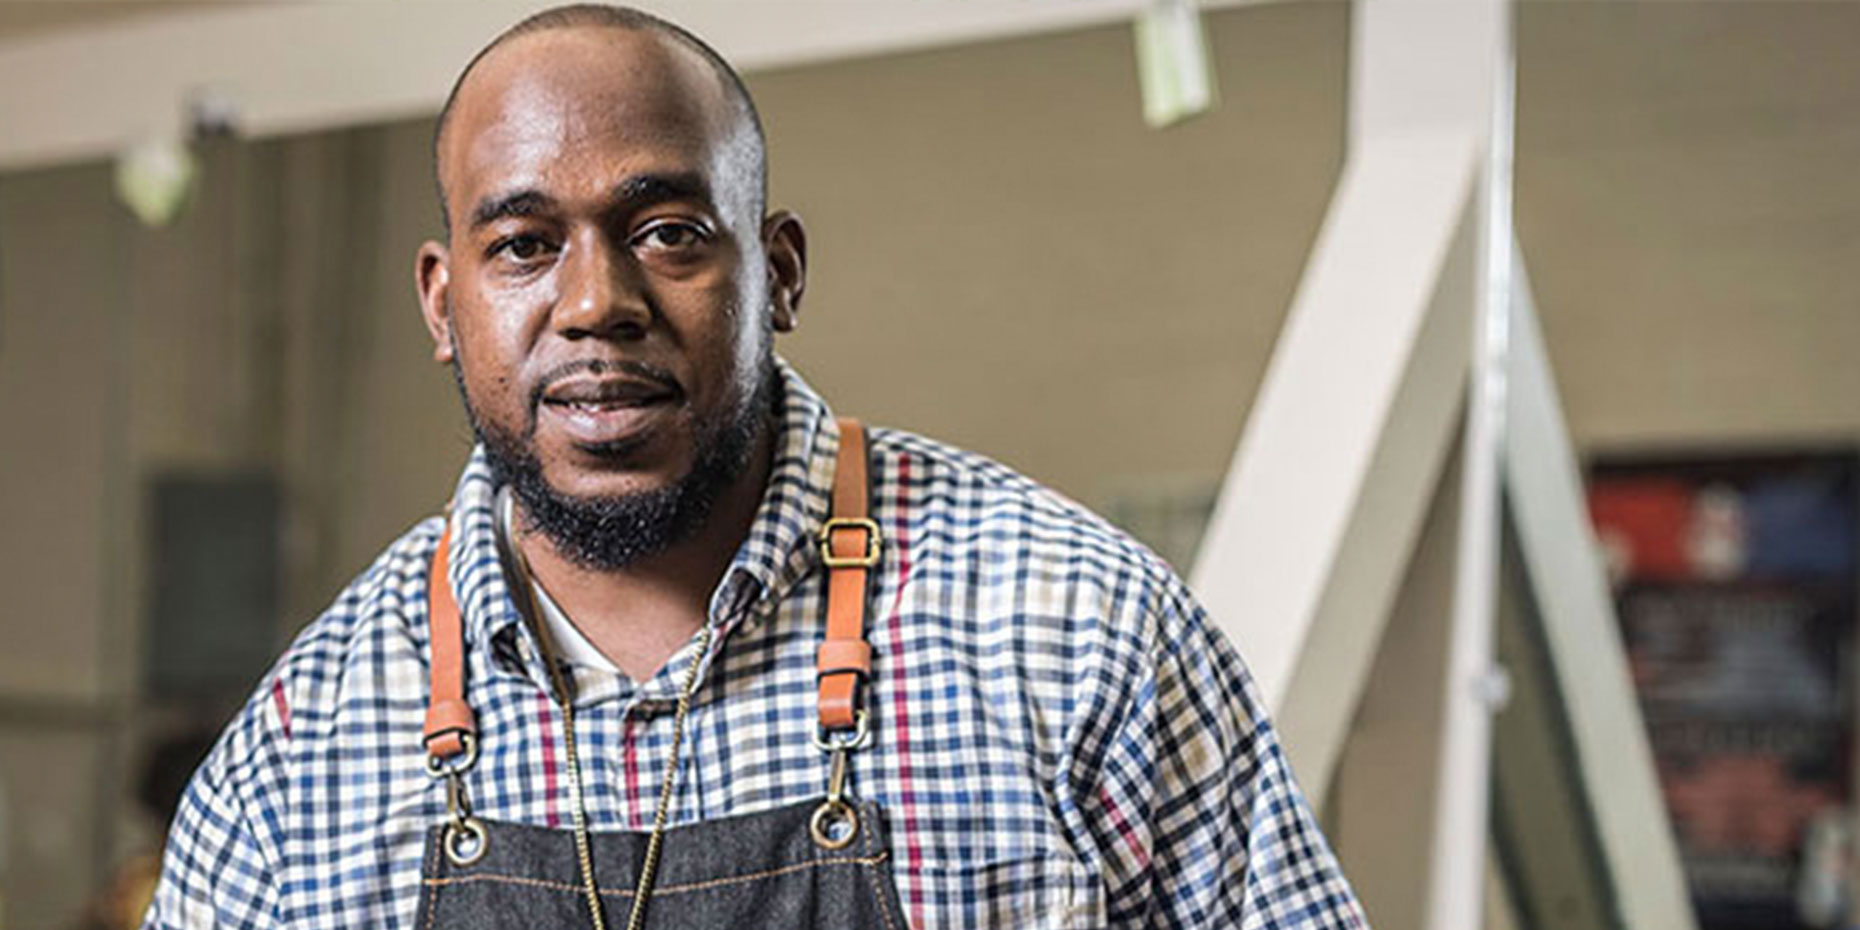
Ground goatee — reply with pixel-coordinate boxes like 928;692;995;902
459;361;775;572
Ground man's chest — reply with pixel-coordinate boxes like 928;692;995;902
270;594;1110;929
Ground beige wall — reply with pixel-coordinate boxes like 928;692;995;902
1518;1;1860;453
761;2;1344;503
0;164;126;706
2;1;1859;925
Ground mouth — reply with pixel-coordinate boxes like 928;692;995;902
537;372;682;449
542;379;678;410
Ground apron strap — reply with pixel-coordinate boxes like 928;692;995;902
817;419;879;734
421;416;878;756
424;526;477;760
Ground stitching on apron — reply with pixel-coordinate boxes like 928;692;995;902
858;807;901;930
424;830;444;930
423;852;889;899
863;859;900;930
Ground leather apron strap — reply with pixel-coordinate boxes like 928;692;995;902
422;417;879;752
424;527;476;760
817;419;880;734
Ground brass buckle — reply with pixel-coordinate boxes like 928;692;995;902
819;518;882;569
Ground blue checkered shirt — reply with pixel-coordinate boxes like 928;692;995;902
147;361;1366;929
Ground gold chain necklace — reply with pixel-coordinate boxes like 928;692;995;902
498;489;713;930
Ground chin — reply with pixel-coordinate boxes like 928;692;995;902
537;414;694;486
541;455;686;503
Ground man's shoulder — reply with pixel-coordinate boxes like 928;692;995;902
251;516;447;736
860;425;1247;745
189;516;444;808
288;515;446;659
864;425;1190;610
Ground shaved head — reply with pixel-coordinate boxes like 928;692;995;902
433;3;766;232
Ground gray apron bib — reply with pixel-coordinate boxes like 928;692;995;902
414;420;902;930
412;798;904;929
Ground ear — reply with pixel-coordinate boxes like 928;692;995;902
415;240;454;363
762;210;806;333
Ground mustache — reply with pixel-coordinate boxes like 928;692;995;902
528;358;683;411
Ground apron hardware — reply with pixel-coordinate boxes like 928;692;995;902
444;815;489;867
810;745;862;850
417;420;899;928
811;708;871;753
807;422;880;853
824;736;852;800
424;731;479;778
440;762;489;866
809;798;861;851
818;517;883;568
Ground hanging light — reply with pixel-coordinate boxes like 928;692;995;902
114;134;196;228
1134;0;1219;129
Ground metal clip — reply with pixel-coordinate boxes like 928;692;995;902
445;772;472;822
810;746;860;851
444;817;488;867
441;767;488;866
826;747;850;805
425;731;480;778
811;709;871;753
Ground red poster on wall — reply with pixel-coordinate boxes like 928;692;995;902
1588;451;1858;930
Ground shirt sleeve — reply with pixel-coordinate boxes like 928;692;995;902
1087;580;1369;930
141;682;287;929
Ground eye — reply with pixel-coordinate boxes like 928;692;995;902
633;220;709;253
488;234;557;265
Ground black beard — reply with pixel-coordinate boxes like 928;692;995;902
456;360;775;572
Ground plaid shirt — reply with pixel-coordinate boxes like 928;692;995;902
148;361;1365;930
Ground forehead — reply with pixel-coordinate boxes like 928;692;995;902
441;27;744;213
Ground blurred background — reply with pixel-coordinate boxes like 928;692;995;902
0;1;1856;928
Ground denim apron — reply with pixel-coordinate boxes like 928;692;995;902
413;421;904;930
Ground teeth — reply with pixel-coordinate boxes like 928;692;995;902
546;393;667;412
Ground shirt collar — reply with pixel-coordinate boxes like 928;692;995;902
443;357;842;659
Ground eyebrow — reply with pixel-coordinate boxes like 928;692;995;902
468;189;557;232
614;172;713;210
466;173;717;234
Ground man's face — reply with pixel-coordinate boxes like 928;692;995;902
418;27;803;563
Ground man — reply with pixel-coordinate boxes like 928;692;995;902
148;5;1366;928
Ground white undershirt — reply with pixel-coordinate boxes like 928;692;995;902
530;579;622;674
496;486;622;674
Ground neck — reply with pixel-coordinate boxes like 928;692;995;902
514;420;774;681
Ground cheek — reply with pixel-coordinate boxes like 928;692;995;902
452;304;538;416
714;292;768;381
670;301;761;420
732;303;768;372
676;275;756;351
722;264;771;356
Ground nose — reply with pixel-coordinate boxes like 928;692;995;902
553;229;651;340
